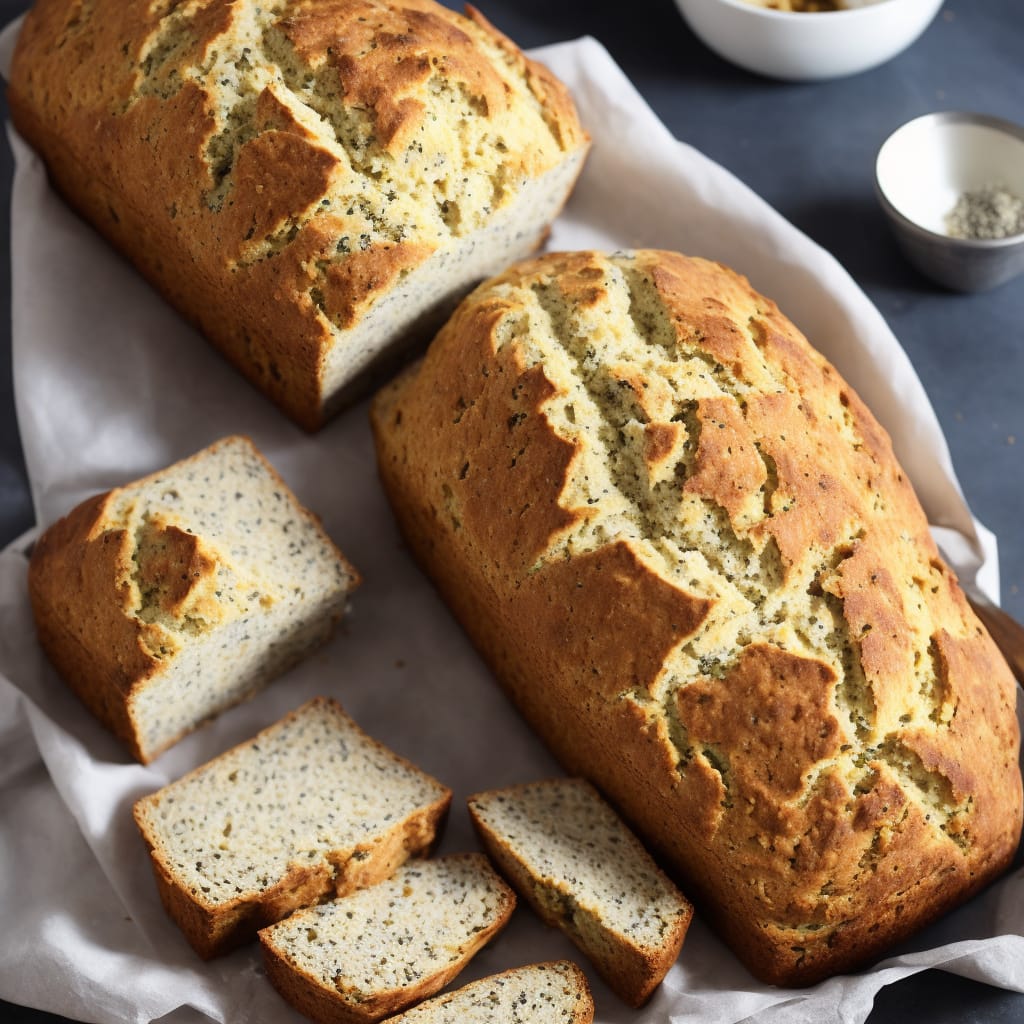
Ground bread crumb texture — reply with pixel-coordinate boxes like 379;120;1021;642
259;852;516;1024
133;697;451;957
468;779;691;1006
9;0;588;427
370;250;1024;985
382;960;594;1023
28;436;357;763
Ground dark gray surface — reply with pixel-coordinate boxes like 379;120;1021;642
1;1;1022;1022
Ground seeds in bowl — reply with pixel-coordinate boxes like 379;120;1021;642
945;183;1024;240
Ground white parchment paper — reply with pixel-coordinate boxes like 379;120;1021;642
1;20;1021;1024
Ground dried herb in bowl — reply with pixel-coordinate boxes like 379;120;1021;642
946;184;1024;241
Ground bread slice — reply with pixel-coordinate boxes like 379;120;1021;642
133;697;451;958
259;853;516;1024
381;960;594;1023
28;435;358;763
468;779;692;1007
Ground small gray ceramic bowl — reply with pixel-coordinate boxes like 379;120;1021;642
875;111;1024;291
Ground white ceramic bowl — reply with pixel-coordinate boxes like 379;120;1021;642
672;0;944;81
875;112;1024;291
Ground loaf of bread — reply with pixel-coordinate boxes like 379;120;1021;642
382;960;594;1023
28;436;358;763
468;778;691;1006
8;0;588;430
371;249;1024;985
259;853;516;1024
133;697;452;957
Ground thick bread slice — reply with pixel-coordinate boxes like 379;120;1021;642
259;853;516;1024
382;960;594;1023
370;249;1023;985
9;0;589;430
468;779;691;1006
29;435;358;763
133;697;451;958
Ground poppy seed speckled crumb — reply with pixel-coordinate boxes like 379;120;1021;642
133;697;451;958
382;960;594;1023
259;853;516;1024
29;435;359;762
9;0;589;429
468;779;691;1006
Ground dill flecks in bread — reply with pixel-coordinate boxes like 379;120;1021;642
133;697;452;957
259;853;516;1024
371;249;1023;986
468;779;691;1006
28;436;358;763
8;0;589;430
381;960;594;1023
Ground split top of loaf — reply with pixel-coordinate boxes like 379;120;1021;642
381;960;594;1023
134;696;451;957
468;778;691;1006
9;0;589;429
370;249;1023;985
259;853;516;1024
28;435;358;763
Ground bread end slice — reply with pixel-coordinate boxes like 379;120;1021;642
29;435;359;762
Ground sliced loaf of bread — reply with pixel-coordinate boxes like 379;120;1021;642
259;853;516;1024
468;779;692;1007
29;435;358;762
382;960;594;1023
133;697;451;958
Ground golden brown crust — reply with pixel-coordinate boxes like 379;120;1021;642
261;936;490;1024
28;491;164;762
133;697;452;958
258;854;516;1023
261;939;349;1024
142;793;451;959
28;436;358;763
371;249;1024;986
381;960;595;1024
462;4;588;153
467;779;692;1007
9;0;588;430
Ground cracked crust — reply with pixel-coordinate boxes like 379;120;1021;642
133;697;452;958
8;0;589;429
28;436;358;762
370;249;1023;985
